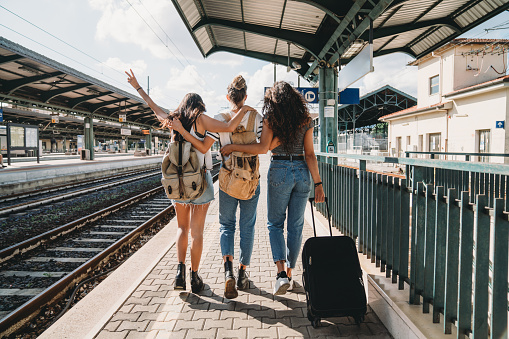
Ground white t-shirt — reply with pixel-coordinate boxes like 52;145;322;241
206;110;263;161
190;126;213;170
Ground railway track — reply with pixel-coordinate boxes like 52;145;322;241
0;167;161;217
0;163;220;337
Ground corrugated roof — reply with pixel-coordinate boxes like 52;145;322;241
171;0;509;82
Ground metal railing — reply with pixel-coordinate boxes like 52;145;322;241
316;152;508;338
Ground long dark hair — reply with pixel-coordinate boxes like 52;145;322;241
263;81;311;153
169;93;206;139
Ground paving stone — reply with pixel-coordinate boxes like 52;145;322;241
203;318;233;330
215;327;248;339
125;330;158;339
131;304;159;313
95;330;128;339
173;318;205;331
306;323;341;337
125;297;151;306
117;320;150;332
118;304;135;313
155;330;187;339
220;310;249;320
185;328;217;338
138;311;167;322
278;326;308;338
111;312;141;322
143;291;169;298
247;327;278;338
146;320;176;331
102;320;122;332
233;317;263;329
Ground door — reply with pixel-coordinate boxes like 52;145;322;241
429;133;441;155
478;129;490;162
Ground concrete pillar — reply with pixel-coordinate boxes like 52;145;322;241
84;116;95;160
318;65;338;163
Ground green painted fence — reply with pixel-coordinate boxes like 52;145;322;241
316;152;508;339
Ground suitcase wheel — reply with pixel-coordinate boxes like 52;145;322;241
354;315;365;325
311;317;321;328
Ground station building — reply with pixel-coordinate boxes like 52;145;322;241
380;39;509;162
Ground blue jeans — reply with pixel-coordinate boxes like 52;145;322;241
267;160;311;269
219;184;260;266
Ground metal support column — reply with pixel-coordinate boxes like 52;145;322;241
318;65;338;164
146;130;152;155
84;116;95;160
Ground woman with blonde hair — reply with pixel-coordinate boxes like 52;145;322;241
126;70;250;293
169;75;262;299
221;81;325;295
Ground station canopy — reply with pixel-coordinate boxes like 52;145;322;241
172;0;509;82
0;37;169;140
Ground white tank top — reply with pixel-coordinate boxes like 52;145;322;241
190;126;212;171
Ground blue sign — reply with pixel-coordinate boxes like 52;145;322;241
496;121;505;129
264;87;318;104
339;88;360;104
0;108;3;122
296;87;318;104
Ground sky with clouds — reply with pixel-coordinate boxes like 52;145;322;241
1;0;509;116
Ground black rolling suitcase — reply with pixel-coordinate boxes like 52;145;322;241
302;197;367;328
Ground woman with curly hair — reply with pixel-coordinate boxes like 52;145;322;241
125;70;249;293
221;81;324;295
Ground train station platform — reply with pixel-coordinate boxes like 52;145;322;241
39;154;392;339
0;152;163;196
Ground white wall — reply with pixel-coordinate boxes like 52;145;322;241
388;111;447;155
453;44;507;91
416;59;441;107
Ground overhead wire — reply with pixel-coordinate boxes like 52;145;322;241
125;0;214;92
0;4;179;107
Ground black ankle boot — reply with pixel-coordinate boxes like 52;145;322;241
190;270;204;293
224;258;238;299
174;262;186;290
237;267;249;290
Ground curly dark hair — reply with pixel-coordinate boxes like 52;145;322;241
263;81;311;154
168;93;206;140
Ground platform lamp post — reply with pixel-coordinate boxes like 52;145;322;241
318;63;338;165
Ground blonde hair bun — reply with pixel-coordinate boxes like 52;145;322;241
231;75;247;91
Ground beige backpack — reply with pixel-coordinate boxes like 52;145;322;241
161;136;207;201
218;110;260;200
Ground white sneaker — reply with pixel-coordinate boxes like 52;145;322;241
287;277;296;291
273;272;290;295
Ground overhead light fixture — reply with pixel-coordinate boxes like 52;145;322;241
342;39;367;59
292;61;301;70
18;65;42;75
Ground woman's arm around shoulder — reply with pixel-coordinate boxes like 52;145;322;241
220;119;273;156
303;128;325;203
170;118;215;154
200;105;255;133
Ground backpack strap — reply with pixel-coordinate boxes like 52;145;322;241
246;110;256;132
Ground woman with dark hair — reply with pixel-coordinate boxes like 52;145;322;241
221;81;325;295
169;75;262;299
126;70;250;293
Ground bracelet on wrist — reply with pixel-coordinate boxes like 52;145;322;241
314;182;322;187
136;87;142;92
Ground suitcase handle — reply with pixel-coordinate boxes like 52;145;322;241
308;197;333;237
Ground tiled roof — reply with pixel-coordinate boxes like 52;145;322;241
379;102;444;120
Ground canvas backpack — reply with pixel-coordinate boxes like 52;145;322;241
218;110;260;200
161;131;207;201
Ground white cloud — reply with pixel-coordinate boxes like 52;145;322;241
89;0;201;61
103;57;147;74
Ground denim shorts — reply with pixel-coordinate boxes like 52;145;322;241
172;170;215;205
